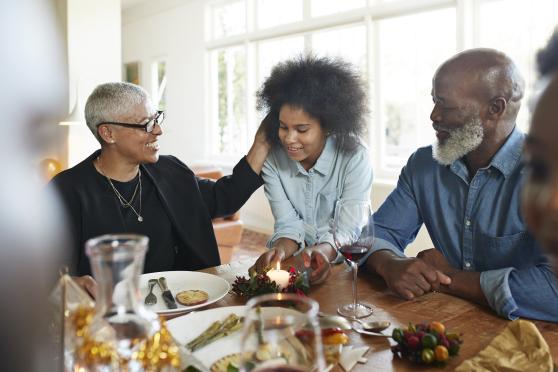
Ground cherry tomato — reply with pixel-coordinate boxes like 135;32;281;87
421;333;437;349
429;321;446;334
421;348;434;364
392;328;404;343
323;332;349;345
434;345;449;362
406;335;420;349
321;328;344;337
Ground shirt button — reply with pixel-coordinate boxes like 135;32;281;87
465;262;471;268
465;219;471;227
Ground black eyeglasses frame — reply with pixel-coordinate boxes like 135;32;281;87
96;110;165;133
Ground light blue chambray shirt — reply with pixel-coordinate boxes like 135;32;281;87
262;136;373;252
370;127;558;322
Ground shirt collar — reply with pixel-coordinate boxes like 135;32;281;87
488;126;524;178
290;136;335;176
449;126;524;179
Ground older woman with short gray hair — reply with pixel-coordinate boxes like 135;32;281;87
51;82;269;296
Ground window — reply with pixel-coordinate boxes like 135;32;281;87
152;60;167;111
477;0;558;133
207;0;558;179
211;46;247;155
377;7;456;169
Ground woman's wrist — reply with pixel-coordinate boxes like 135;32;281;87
274;239;300;259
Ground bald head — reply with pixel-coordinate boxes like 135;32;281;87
435;48;524;121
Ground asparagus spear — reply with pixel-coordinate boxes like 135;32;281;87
186;314;243;352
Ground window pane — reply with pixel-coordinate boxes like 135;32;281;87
153;61;167;110
257;36;305;87
257;0;303;29
378;7;456;170
311;24;367;76
212;0;246;39
478;0;558;132
212;46;247;155
310;0;365;17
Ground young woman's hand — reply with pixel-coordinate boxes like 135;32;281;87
250;238;298;274
301;249;331;285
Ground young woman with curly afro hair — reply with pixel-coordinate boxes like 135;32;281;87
251;55;373;279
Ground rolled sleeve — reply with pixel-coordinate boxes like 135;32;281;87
480;263;558;321
480;267;518;320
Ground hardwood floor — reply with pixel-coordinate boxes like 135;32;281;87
218;229;269;264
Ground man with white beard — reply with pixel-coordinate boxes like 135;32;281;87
364;48;558;321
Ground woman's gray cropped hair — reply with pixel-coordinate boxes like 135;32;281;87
85;82;150;143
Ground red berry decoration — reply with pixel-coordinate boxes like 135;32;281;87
391;321;463;366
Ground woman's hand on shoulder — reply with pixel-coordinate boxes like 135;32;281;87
246;113;273;175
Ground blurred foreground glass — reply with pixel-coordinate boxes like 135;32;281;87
332;200;374;318
82;234;160;370
240;293;325;371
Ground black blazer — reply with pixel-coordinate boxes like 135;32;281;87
51;150;263;276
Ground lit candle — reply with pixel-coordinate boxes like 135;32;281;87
266;262;290;290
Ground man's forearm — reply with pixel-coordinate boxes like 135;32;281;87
365;250;398;277
441;271;489;307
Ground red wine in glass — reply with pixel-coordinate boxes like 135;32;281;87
339;244;369;264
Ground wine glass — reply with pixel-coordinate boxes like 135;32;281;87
332;199;374;319
239;293;326;372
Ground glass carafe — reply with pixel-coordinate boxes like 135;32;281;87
84;234;159;370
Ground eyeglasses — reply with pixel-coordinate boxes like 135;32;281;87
96;110;165;133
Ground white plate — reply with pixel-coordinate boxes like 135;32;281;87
167;306;303;369
140;271;230;315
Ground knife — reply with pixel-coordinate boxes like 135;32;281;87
157;277;178;309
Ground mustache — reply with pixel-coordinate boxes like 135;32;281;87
432;123;452;132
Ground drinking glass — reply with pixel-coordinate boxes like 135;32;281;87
239;293;326;372
332;199;374;318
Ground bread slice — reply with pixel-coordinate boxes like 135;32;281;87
175;289;209;306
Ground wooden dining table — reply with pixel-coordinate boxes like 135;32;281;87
174;258;558;371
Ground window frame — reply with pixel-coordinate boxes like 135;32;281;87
205;0;555;182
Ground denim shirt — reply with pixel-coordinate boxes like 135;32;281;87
263;136;373;252
371;127;558;321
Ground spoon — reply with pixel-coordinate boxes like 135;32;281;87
354;319;391;333
351;320;391;337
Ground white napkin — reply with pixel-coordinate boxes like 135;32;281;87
339;345;370;371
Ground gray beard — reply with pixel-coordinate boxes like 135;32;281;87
432;117;484;166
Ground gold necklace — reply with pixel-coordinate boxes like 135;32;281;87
97;156;144;222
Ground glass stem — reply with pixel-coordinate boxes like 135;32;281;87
352;261;358;316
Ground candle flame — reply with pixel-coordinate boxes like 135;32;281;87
276;261;280;271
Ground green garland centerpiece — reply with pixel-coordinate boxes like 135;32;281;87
231;267;310;298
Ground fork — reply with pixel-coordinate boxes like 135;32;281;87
144;279;158;305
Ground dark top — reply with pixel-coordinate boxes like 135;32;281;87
51;150;263;276
105;171;180;273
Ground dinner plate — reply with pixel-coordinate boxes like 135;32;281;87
167;306;303;369
139;271;230;315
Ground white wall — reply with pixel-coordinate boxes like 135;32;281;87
122;0;207;162
66;0;122;166
122;0;432;256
